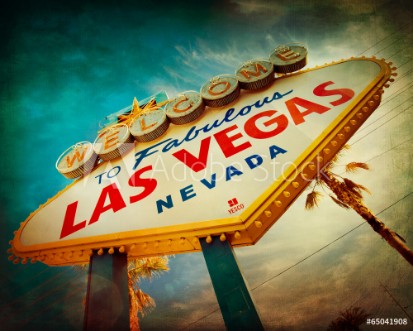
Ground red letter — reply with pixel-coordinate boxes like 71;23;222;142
244;110;288;139
214;125;252;158
60;201;86;239
172;137;211;172
313;81;354;106
89;183;126;225
129;165;158;203
286;97;330;125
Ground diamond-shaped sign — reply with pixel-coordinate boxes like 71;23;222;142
10;58;393;265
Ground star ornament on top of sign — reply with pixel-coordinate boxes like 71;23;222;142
9;42;396;266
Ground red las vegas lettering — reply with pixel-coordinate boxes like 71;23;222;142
60;165;157;239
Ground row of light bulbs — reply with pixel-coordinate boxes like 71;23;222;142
56;43;308;179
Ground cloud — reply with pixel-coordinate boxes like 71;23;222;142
336;0;388;15
161;37;275;97
230;0;284;16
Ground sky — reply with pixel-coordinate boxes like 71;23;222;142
1;0;412;330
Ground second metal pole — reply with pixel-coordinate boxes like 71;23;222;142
200;236;265;331
83;250;130;331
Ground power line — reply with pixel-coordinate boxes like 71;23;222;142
0;269;86;326
374;35;407;57
336;51;413;147
395;57;413;70
351;62;413;135
350;103;411;146
249;223;364;291
9;18;413;331
358;23;410;56
381;81;413;107
0;268;72;311
181;126;413;329
380;283;413;322
182;191;413;329
354;92;413;136
364;137;412;164
374;36;406;56
387;49;412;64
395;68;413;82
0;265;56;299
335;137;412;176
15;284;86;329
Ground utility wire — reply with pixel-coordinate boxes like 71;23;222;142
183;192;413;329
357;23;410;56
380;81;413;108
350;103;411;146
374;35;406;56
364;137;412;164
0;265;50;295
0;268;72;311
395;57;413;70
181;116;413;329
380;283;413;322
138;25;413;331
355;90;413;136
10;19;413;331
15;284;86;329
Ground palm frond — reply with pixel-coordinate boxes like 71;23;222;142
329;195;350;209
343;178;362;198
324;144;351;171
343;178;358;190
128;275;156;331
305;190;322;209
355;183;371;195
135;288;156;316
345;162;370;173
128;256;169;283
339;306;370;325
315;175;324;186
341;144;351;151
128;280;156;331
343;178;370;198
328;306;370;331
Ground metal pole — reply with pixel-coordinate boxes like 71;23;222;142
84;250;130;331
200;236;265;331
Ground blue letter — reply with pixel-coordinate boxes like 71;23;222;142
156;195;173;214
200;173;217;189
269;145;287;159
226;166;243;181
245;154;263;169
180;185;196;202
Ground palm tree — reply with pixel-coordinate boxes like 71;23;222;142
305;146;413;265
327;306;369;331
76;255;169;331
128;256;169;331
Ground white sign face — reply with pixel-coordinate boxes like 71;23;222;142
12;58;392;265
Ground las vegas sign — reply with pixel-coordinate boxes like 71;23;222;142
9;45;394;266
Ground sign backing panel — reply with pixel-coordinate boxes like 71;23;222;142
11;58;394;265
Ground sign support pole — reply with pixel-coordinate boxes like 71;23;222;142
200;236;265;331
83;251;130;331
